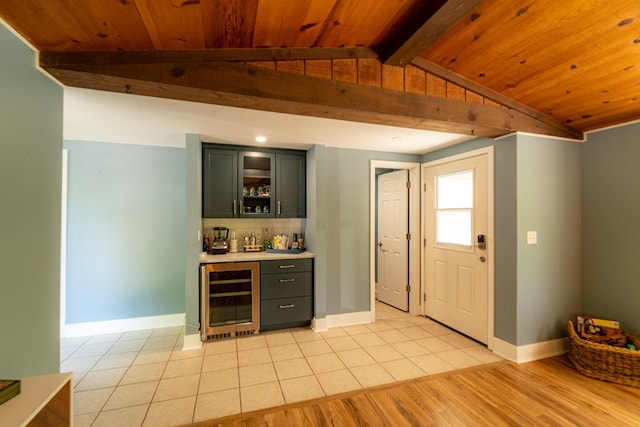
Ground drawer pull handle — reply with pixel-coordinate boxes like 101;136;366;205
279;278;295;283
279;304;295;309
279;264;295;269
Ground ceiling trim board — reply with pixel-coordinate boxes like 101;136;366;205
39;47;379;67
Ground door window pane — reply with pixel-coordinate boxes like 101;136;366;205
436;170;473;247
436;211;472;246
437;171;472;208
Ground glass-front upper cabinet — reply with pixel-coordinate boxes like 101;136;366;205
239;152;275;217
202;144;305;219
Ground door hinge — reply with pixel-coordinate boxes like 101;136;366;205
406;181;411;189
406;285;411;292
406;233;411;240
423;183;426;192
423;293;426;302
423;237;427;247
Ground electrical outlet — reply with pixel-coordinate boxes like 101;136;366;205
527;231;537;245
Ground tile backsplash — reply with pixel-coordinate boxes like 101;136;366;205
202;218;306;251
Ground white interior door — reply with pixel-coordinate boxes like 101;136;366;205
423;153;489;343
377;170;409;311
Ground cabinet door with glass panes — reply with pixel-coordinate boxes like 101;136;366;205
238;152;275;217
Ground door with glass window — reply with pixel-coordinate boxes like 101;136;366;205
423;153;489;344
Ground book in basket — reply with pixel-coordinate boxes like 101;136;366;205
0;380;21;406
577;315;627;347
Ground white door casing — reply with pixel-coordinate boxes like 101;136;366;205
377;170;409;311
422;148;494;346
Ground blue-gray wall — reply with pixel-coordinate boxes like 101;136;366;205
64;140;185;323
582;122;640;336
305;145;327;320
184;134;201;338
493;136;518;344
0;23;63;377
516;135;582;345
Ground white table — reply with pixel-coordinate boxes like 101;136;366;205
0;372;72;427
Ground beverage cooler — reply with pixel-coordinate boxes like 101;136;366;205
200;261;260;340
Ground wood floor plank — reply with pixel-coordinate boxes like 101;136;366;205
186;356;640;427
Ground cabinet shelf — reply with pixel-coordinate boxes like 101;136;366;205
210;278;252;285
243;169;270;178
210;291;252;298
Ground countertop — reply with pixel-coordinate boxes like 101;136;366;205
199;250;314;263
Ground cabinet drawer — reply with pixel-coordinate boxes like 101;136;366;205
261;296;312;326
261;258;312;274
261;272;312;299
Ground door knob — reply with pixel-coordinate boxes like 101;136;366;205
378;242;383;247
479;256;486;262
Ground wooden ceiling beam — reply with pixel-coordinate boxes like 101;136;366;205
42;61;582;140
412;57;584;140
376;0;483;67
39;47;378;67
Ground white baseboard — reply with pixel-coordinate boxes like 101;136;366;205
312;317;328;332
62;313;186;337
312;311;372;333
326;311;371;329
183;333;203;351
493;336;568;363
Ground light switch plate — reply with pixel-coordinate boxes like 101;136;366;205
527;231;537;245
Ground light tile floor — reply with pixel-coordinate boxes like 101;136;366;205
61;302;503;426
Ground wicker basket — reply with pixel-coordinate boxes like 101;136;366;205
567;320;640;388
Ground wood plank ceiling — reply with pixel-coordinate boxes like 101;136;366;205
1;0;640;142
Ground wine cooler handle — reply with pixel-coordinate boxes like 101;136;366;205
233;200;237;216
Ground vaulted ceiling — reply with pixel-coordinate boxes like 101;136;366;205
1;0;639;144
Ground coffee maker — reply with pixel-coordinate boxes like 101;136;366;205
211;227;229;254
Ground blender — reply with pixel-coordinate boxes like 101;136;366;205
211;227;229;254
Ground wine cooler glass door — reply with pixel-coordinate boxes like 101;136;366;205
201;261;260;340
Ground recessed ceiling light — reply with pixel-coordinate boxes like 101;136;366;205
255;136;267;143
392;136;403;141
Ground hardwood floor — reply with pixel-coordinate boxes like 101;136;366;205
186;355;640;426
